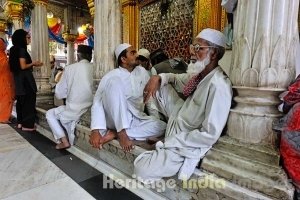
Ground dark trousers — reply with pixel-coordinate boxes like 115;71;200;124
16;92;36;128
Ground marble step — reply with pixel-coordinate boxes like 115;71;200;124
201;147;294;200
216;136;280;166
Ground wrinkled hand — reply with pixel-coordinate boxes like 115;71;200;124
143;75;161;103
89;129;102;149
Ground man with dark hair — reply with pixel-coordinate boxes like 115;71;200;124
89;43;166;152
46;45;94;149
134;28;232;181
136;48;156;76
150;48;187;74
149;48;168;66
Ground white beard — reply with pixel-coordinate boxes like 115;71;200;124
187;55;210;75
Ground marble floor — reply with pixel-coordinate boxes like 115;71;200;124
0;124;141;200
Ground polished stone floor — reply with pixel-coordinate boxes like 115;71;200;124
0;124;141;200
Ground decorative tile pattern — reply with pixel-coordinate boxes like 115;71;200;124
140;0;194;62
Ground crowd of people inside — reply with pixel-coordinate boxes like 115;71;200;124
0;23;298;194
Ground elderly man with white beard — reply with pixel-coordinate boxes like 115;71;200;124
134;28;233;182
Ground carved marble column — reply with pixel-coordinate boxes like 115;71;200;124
93;0;121;82
4;0;23;31
229;0;299;145
201;0;298;199
31;0;51;102
62;32;77;65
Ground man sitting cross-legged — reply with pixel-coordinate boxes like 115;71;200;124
134;28;233;182
89;43;167;152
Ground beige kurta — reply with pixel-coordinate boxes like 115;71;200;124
134;67;232;181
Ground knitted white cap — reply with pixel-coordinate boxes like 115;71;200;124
137;48;150;59
115;43;132;59
196;28;226;48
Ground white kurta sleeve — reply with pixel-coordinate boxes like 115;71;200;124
55;70;68;99
159;73;190;93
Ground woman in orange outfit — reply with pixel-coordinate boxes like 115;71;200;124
0;38;15;123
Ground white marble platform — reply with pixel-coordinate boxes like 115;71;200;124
0;124;95;200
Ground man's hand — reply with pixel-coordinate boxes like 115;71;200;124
143;75;161;103
89;129;102;149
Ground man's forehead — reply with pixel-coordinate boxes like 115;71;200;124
193;38;208;45
127;46;136;52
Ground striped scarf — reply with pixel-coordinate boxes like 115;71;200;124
182;73;203;97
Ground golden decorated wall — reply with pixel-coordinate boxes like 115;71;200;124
139;0;194;61
121;0;226;61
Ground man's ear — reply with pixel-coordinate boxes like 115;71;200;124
121;56;127;64
210;49;218;60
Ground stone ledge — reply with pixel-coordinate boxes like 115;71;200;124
216;136;280;166
201;138;294;199
35;106;289;200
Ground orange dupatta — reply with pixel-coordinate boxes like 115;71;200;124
0;39;15;122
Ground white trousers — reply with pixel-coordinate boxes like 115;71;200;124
101;78;167;140
46;108;68;143
134;85;185;181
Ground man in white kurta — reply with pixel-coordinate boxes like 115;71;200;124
46;45;94;149
134;28;233;181
89;43;166;152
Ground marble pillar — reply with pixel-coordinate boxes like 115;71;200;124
201;0;298;199
93;0;121;85
62;34;76;65
31;0;52;103
228;0;299;145
62;6;76;66
66;42;75;65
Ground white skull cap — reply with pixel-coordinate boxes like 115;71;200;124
115;43;132;59
137;48;150;59
196;28;226;48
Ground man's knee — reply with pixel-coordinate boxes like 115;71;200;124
46;109;55;120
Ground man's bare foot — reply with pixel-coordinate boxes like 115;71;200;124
89;130;104;149
56;137;70;149
100;130;117;148
118;130;134;152
55;142;70;149
17;124;22;129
